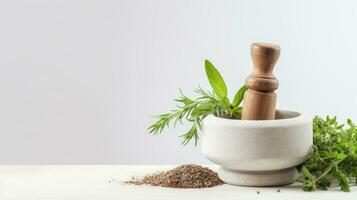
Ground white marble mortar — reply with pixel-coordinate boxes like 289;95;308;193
201;110;313;186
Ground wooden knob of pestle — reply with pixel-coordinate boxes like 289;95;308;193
242;42;280;120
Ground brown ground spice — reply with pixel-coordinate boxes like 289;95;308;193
125;164;223;188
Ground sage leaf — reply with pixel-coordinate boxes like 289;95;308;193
205;59;227;98
232;85;248;107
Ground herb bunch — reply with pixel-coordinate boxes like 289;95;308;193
147;60;247;145
298;116;357;192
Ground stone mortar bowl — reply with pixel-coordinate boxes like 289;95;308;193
201;110;313;186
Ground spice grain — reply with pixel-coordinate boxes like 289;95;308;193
125;164;222;188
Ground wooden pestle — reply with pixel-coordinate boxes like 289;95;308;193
242;42;280;120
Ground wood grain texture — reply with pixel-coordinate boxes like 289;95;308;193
242;42;280;120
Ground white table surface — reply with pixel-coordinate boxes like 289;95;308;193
0;165;355;200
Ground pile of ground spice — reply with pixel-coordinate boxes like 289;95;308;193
125;164;223;188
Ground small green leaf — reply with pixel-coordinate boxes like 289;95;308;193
302;166;315;181
204;59;227;98
336;124;344;129
347;118;353;126
180;124;198;145
319;151;330;158
336;153;347;160
335;170;350;192
232;85;248;107
331;116;337;124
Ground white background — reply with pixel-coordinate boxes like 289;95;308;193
0;0;356;164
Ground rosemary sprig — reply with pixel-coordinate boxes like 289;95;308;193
147;86;245;145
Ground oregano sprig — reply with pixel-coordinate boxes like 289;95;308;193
297;116;357;192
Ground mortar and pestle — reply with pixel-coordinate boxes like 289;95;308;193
201;43;313;186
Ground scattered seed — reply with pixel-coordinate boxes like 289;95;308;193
125;164;223;188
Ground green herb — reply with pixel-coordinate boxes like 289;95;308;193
147;60;246;145
204;59;227;98
297;116;357;192
232;85;248;108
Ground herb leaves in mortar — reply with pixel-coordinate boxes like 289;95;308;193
147;60;247;145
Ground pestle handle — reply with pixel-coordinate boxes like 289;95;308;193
242;43;280;120
250;42;280;79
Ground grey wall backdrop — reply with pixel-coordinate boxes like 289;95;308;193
0;0;356;164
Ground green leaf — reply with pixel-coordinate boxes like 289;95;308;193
336;153;347;160
180;120;199;146
331;116;337;124
335;170;350;192
204;59;227;98
232;85;248;107
319;151;330;158
302;166;315;181
347;118;353;127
